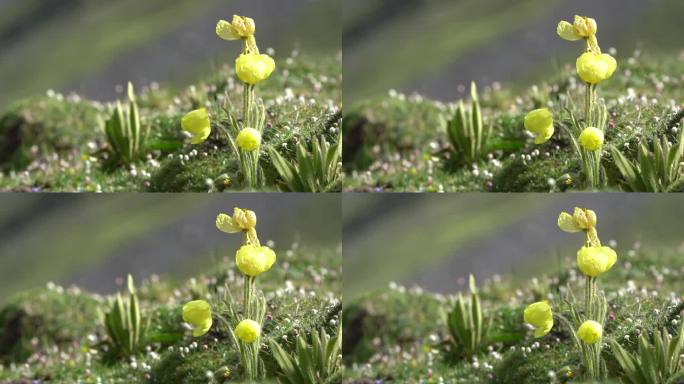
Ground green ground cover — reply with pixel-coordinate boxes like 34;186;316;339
0;52;342;192
343;52;684;192
0;244;341;383
343;244;684;383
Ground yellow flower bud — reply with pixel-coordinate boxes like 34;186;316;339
524;301;554;338
235;244;276;277
577;246;617;277
235;53;275;85
231;15;256;38
232;207;257;230
216;19;239;41
579;127;604;151
573;15;597;37
236;128;262;152
234;319;261;343
557;21;582;41
576;52;617;84
572;207;597;229
181;108;211;145
577;320;602;344
524;108;554;144
182;300;212;337
557;212;582;233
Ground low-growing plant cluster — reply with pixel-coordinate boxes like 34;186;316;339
0;13;342;192
0;207;342;383
342;207;684;383
343;13;684;192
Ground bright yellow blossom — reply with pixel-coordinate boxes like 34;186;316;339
235;53;275;85
524;301;554;338
235;244;276;277
524;108;554;144
577;246;617;277
576;52;617;84
182;300;212;337
577;320;602;344
579;127;604;151
236;128;262;151
234;319;261;343
181;108;211;145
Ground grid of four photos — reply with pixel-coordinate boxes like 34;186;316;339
0;0;683;383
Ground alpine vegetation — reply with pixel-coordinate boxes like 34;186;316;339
104;83;148;165
103;275;148;358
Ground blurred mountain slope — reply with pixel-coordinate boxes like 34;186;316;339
0;0;340;109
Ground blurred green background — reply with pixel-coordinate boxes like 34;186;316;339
0;0;340;110
0;194;341;303
343;194;684;301
343;0;684;103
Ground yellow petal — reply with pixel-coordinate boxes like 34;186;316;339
557;212;581;233
236;128;262;151
216;20;239;40
216;213;241;233
181;108;211;144
557;21;582;41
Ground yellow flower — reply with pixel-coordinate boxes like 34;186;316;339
558;207;597;232
235;244;276;277
236;128;262;151
235;53;275;85
216;208;257;234
524;301;554;338
234;319;261;343
181;108;211;144
577;320;602;344
557;21;582;41
524;108;554;144
557;212;582;233
577;246;617;277
182;300;212;337
216;15;255;40
579;127;604;151
573;15;597;37
230;15;256;38
576;52;617;84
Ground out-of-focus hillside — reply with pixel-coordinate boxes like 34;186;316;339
343;0;683;103
0;0;340;109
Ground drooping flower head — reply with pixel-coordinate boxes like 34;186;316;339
524;301;554;338
578;127;605;151
234;319;261;343
216;208;257;233
524;108;554;144
235;53;275;85
557;15;598;40
216;15;256;40
235;244;277;277
577;246;617;277
558;207;597;233
576;52;617;84
181;108;211;144
573;15;597;37
577;320;603;344
236;128;262;151
182;300;213;337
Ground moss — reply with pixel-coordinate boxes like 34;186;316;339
0;288;101;364
0;97;101;171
